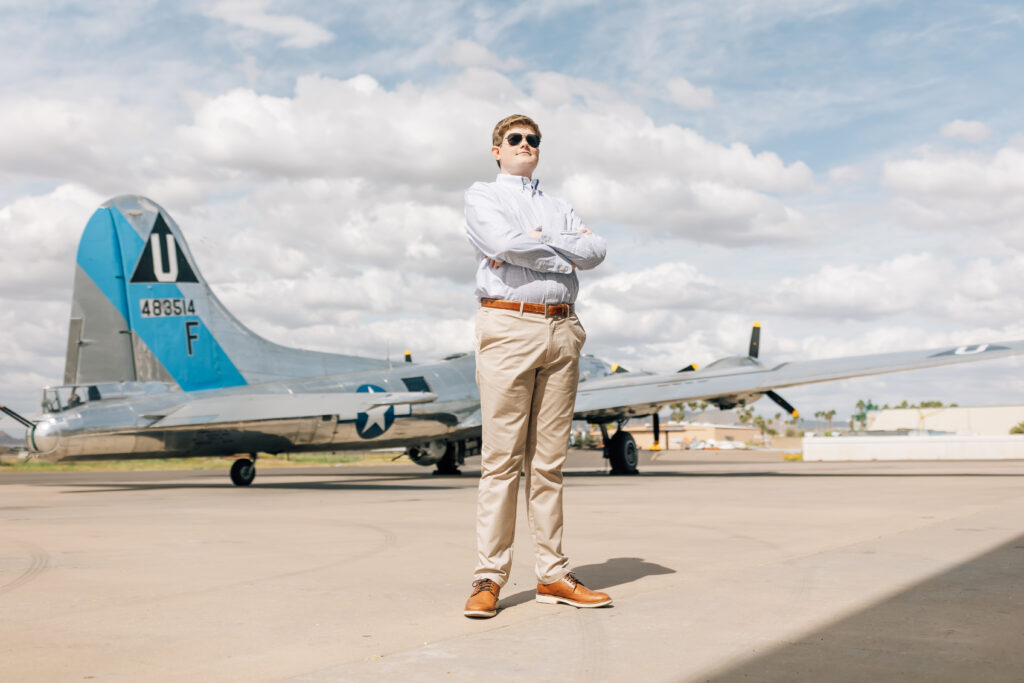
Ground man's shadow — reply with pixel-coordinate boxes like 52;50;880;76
500;557;675;609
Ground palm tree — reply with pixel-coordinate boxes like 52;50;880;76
813;409;837;433
753;415;778;445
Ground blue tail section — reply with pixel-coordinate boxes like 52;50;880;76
65;196;388;391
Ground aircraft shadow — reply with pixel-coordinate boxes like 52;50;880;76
701;532;1024;682
48;472;465;494
499;556;676;610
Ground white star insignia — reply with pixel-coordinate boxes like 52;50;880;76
362;405;390;433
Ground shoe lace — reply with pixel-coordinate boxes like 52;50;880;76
563;572;581;589
472;578;497;596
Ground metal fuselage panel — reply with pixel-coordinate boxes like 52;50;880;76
48;415;461;461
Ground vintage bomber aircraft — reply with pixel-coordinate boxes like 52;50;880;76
4;195;1024;485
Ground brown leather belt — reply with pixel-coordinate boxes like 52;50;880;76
480;298;574;318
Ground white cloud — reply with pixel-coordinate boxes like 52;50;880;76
177;73;487;184
203;1;334;49
665;77;715;110
761;252;1024;326
176;70;814;244
828;165;863;184
765;253;954;320
178;178;472;284
883;141;1024;244
885;145;1024;197
940;119;991;143
0;97;144;183
561;174;811;243
0;184;104;300
0;296;72;417
581;262;731;311
443;40;523;71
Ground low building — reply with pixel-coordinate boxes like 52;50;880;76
865;405;1024;435
625;421;760;449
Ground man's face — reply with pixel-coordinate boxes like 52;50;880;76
491;125;540;178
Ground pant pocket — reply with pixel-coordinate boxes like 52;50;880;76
571;316;587;349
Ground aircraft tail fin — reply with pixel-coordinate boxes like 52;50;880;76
65;196;387;391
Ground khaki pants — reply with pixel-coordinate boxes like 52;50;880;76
473;306;586;586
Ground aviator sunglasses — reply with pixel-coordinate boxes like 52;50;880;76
504;132;541;148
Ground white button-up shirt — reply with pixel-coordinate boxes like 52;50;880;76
465;174;607;304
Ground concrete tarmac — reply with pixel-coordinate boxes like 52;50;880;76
2;450;1023;682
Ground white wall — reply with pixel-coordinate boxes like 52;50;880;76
866;406;1024;435
803;435;1024;461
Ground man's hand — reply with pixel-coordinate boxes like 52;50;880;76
488;258;503;269
526;229;542;240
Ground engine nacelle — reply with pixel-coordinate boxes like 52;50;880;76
406;439;449;466
708;393;762;411
29;418;61;454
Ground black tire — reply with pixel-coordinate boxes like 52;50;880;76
230;458;256;486
608;431;639;475
433;441;462;475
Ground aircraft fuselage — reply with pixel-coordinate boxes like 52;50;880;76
32;354;483;461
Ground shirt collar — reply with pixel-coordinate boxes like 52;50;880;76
496;174;540;194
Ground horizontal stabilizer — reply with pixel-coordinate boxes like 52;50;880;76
148;391;436;428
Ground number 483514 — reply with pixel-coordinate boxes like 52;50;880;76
139;298;196;318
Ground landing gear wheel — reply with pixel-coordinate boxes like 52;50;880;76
230;458;256;486
608;431;639;475
433;441;462;476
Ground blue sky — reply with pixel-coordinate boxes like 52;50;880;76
2;0;1024;427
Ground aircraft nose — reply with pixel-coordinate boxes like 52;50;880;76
30;418;61;454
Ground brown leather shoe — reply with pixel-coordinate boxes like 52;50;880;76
464;578;500;618
536;572;612;608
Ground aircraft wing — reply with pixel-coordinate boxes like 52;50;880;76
573;340;1024;421
145;391;437;428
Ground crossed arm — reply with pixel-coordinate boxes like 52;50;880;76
537;205;606;270
464;185;606;272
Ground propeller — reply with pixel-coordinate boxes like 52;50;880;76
651;412;661;450
765;390;799;419
749;323;799;419
0;404;36;429
677;363;698;373
610;364;629;374
404;350;412;363
749;321;761;358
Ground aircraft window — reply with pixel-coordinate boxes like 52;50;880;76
401;376;431;392
41;388;62;413
41;382;171;412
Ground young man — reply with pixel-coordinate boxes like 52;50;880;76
463;114;610;618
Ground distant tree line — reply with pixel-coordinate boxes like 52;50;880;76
660;397;965;439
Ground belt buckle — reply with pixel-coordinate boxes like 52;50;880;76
545;303;564;318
